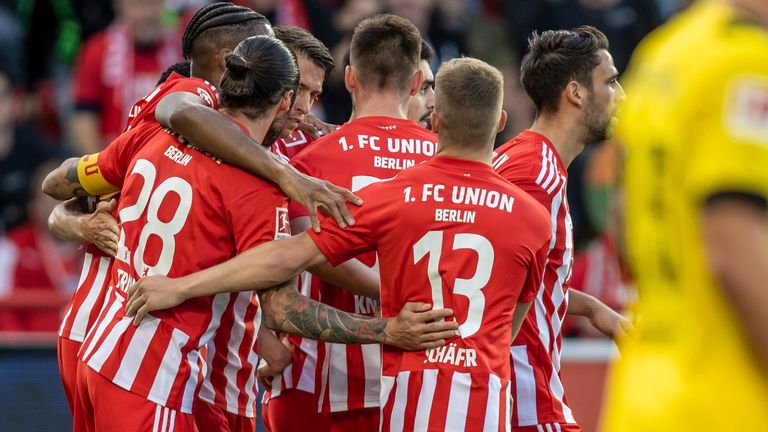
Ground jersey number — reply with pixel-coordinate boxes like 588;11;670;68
413;231;494;338
117;159;193;276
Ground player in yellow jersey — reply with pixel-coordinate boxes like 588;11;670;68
602;0;768;430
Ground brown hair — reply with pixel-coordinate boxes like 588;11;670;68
274;25;334;80
349;14;421;93
434;57;504;147
219;36;299;119
520;26;609;114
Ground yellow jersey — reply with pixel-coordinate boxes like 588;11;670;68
602;1;768;430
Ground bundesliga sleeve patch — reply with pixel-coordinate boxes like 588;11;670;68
77;153;119;196
275;207;291;239
725;76;768;144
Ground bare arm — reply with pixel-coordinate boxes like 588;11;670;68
292;215;379;299
125;233;330;320
255;323;292;373
511;301;532;343
70;112;103;155
702;196;768;367
567;289;631;340
42;157;86;200
48;198;119;256
258;280;456;349
155;92;361;231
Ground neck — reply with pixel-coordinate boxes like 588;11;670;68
220;108;272;144
435;140;493;165
530;112;584;168
189;62;220;83
351;90;409;120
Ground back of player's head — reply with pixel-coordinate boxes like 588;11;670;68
521;26;609;115
434;57;504;147
274;25;334;80
156;61;191;85
420;39;435;63
349;14;421;93
182;2;272;60
219;36;299;118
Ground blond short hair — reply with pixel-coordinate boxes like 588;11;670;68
434;57;504;147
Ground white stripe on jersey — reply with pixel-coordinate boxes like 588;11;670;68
167;409;176;432
89;316;132;372
511;345;538;425
445;372;471;432
379;375;396;431
69;256;111;340
181;350;202;411
545;152;561;193
540;148;557;190
153;405;162;432
548;362;575;423
59;253;93;335
327;343;349;411
362;343;381;407
413;369;438;431
296;338;318;393
534;143;549;185
390;371;410;432
483;374;502;432
197;292;232;404
148;328;190;407
114;316;161;385
505;382;512;432
223;292;251;411
81;295;121;360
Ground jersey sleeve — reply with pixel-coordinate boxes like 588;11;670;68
224;178;290;252
520;239;549;303
683;55;768;203
72;37;104;110
496;152;556;209
79;125;158;193
306;188;379;266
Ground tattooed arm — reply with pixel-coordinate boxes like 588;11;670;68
258;280;456;349
42;157;88;200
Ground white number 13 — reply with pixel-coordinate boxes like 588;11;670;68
413;231;494;338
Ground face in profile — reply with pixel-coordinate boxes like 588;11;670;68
280;55;325;138
406;60;435;130
582;49;625;143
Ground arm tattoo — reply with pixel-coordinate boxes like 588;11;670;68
258;284;388;345
64;161;87;197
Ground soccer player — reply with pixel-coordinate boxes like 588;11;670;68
45;35;454;432
406;39;436;130
492;26;629;431
602;0;768;430
46;3;356;412
271;25;335;161
275;14;436;431
125;55;554;432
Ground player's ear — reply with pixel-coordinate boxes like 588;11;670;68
217;48;233;73
344;65;356;93
565;81;584;108
497;109;508;134
408;68;425;97
430;111;440;135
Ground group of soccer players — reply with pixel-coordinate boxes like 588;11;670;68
38;2;636;431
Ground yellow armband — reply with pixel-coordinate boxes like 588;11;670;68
76;153;119;196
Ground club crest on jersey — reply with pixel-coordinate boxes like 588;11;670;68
197;88;214;107
275;207;290;239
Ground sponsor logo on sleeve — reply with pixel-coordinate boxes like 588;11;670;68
275;207;291;239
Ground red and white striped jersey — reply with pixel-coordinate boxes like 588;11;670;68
58;246;113;342
493;130;577;427
78;120;288;413
60;73;219;344
308;156;552;431
289;116;437;413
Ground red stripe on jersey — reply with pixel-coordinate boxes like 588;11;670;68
493;130;577;427
59;251;114;341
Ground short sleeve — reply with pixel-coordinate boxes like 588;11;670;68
306;188;379;266
224;179;290;252
684;58;768;203
520;239;549;303
72;37;104;109
92;125;158;189
495;152;556;210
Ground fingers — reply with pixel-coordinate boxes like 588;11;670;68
297;121;322;140
412;308;456;324
125;293;142;318
419;321;460;335
96;239;118;257
133;304;149;326
308;206;321;233
322;195;348;230
419;329;459;342
416;339;446;350
330;184;363;207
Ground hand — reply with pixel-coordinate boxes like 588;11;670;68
298;114;338;139
588;304;633;340
278;168;362;232
81;199;119;256
125;275;188;325
384;302;459;350
256;359;276;392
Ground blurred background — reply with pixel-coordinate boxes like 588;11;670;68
0;0;691;430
